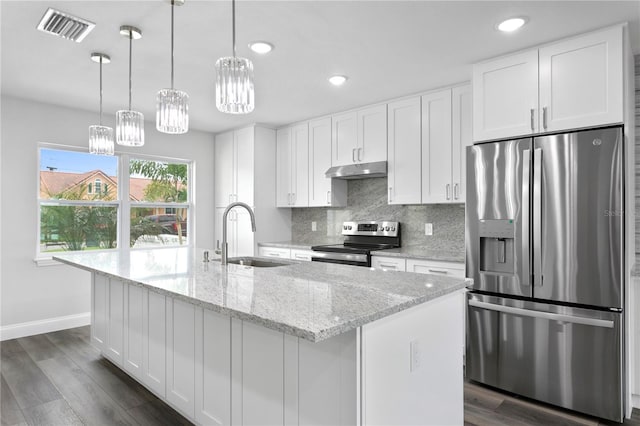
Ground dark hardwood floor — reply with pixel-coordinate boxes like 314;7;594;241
1;326;639;425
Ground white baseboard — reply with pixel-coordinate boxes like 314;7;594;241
0;312;90;341
633;394;640;410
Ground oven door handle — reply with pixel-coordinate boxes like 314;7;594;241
311;257;368;267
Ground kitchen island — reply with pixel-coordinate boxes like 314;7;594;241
55;247;469;426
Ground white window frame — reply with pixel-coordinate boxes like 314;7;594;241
36;143;195;265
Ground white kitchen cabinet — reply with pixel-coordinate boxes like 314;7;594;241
371;256;406;272
195;308;231;426
105;278;124;367
124;283;144;380
276;124;309;207
166;298;196;418
422;85;472;204
332;104;387;167
406;259;465;278
214;127;254;207
91;274;108;351
473;25;623;141
142;289;166;397
290;249;313;262
309;117;347;207
215;207;254;258
387;96;422;205
258;246;291;259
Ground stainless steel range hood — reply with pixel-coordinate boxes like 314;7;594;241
325;161;387;180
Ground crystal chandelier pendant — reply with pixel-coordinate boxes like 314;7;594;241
116;110;145;146
157;89;189;133
215;56;254;114
89;125;115;155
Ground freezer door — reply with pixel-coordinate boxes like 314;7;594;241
466;293;623;422
533;127;623;308
466;138;532;297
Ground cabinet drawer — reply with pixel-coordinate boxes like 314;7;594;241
290;249;313;262
371;256;406;272
258;247;291;259
407;259;464;278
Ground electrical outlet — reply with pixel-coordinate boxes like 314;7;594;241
410;340;421;372
311;221;317;232
425;223;433;236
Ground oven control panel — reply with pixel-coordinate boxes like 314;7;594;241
342;221;400;237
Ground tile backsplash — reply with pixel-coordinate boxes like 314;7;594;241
292;177;465;253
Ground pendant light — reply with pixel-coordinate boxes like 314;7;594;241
89;53;114;156
116;25;144;146
215;0;254;114
156;0;189;134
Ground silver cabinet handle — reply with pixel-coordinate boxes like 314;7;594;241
352;148;356;163
542;106;548;130
388;187;392;202
454;183;459;200
468;300;615;329
530;108;535;132
326;190;331;204
378;264;398;269
446;184;451;200
533;148;543;287
522;149;531;287
294;254;308;260
267;252;281;257
428;268;448;274
357;147;362;162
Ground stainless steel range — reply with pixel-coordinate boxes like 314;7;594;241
311;221;400;267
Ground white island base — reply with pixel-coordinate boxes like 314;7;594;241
92;273;463;426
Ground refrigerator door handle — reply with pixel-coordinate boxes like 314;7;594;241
468;300;615;329
522;149;531;286
533;148;543;287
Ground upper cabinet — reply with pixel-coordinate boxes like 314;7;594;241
276;124;309;207
215;127;255;207
473;25;623;142
332;104;387;167
308;117;347;207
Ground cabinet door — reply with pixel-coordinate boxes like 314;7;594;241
292;123;309;207
387;97;422;205
105;278;124;366
421;89;453;204
124;283;143;380
142;289;166;397
235;126;255;206
92;273;108;351
195;308;231;426
539;26;623;132
331;111;358;166
258;246;291;259
371;256;406;272
473;50;539;141
276;128;292;207
452;84;472;203
309;118;332;207
215;131;235;207
166;298;196;418
357;104;387;163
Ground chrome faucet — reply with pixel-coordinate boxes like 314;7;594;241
221;202;256;265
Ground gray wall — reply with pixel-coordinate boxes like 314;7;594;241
292;177;465;254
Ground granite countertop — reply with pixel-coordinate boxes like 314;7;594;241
259;241;465;263
54;247;469;343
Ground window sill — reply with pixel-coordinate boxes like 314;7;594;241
34;257;63;267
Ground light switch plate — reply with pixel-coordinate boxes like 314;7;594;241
425;223;433;236
311;221;317;232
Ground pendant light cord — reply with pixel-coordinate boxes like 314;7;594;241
232;0;236;58
99;58;103;126
171;1;175;89
128;33;132;111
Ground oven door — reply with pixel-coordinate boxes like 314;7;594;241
311;251;369;267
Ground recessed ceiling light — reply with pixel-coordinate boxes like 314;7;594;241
496;17;527;33
248;41;273;54
329;75;348;86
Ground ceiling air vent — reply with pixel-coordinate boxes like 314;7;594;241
36;8;95;43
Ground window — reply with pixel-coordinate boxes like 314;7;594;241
38;145;193;258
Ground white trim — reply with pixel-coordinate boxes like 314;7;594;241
0;312;91;341
632;394;640;409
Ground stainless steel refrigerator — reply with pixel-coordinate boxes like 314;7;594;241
465;126;625;422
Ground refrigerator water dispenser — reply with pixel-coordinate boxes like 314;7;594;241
479;219;515;274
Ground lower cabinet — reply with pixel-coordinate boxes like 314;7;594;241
166;298;196;418
142;289;166;397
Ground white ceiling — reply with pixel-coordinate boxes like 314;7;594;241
2;1;639;134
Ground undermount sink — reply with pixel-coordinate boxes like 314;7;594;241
227;257;290;268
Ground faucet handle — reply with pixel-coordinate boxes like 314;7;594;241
203;250;210;262
214;240;222;255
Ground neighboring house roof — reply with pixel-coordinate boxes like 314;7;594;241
39;170;152;201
